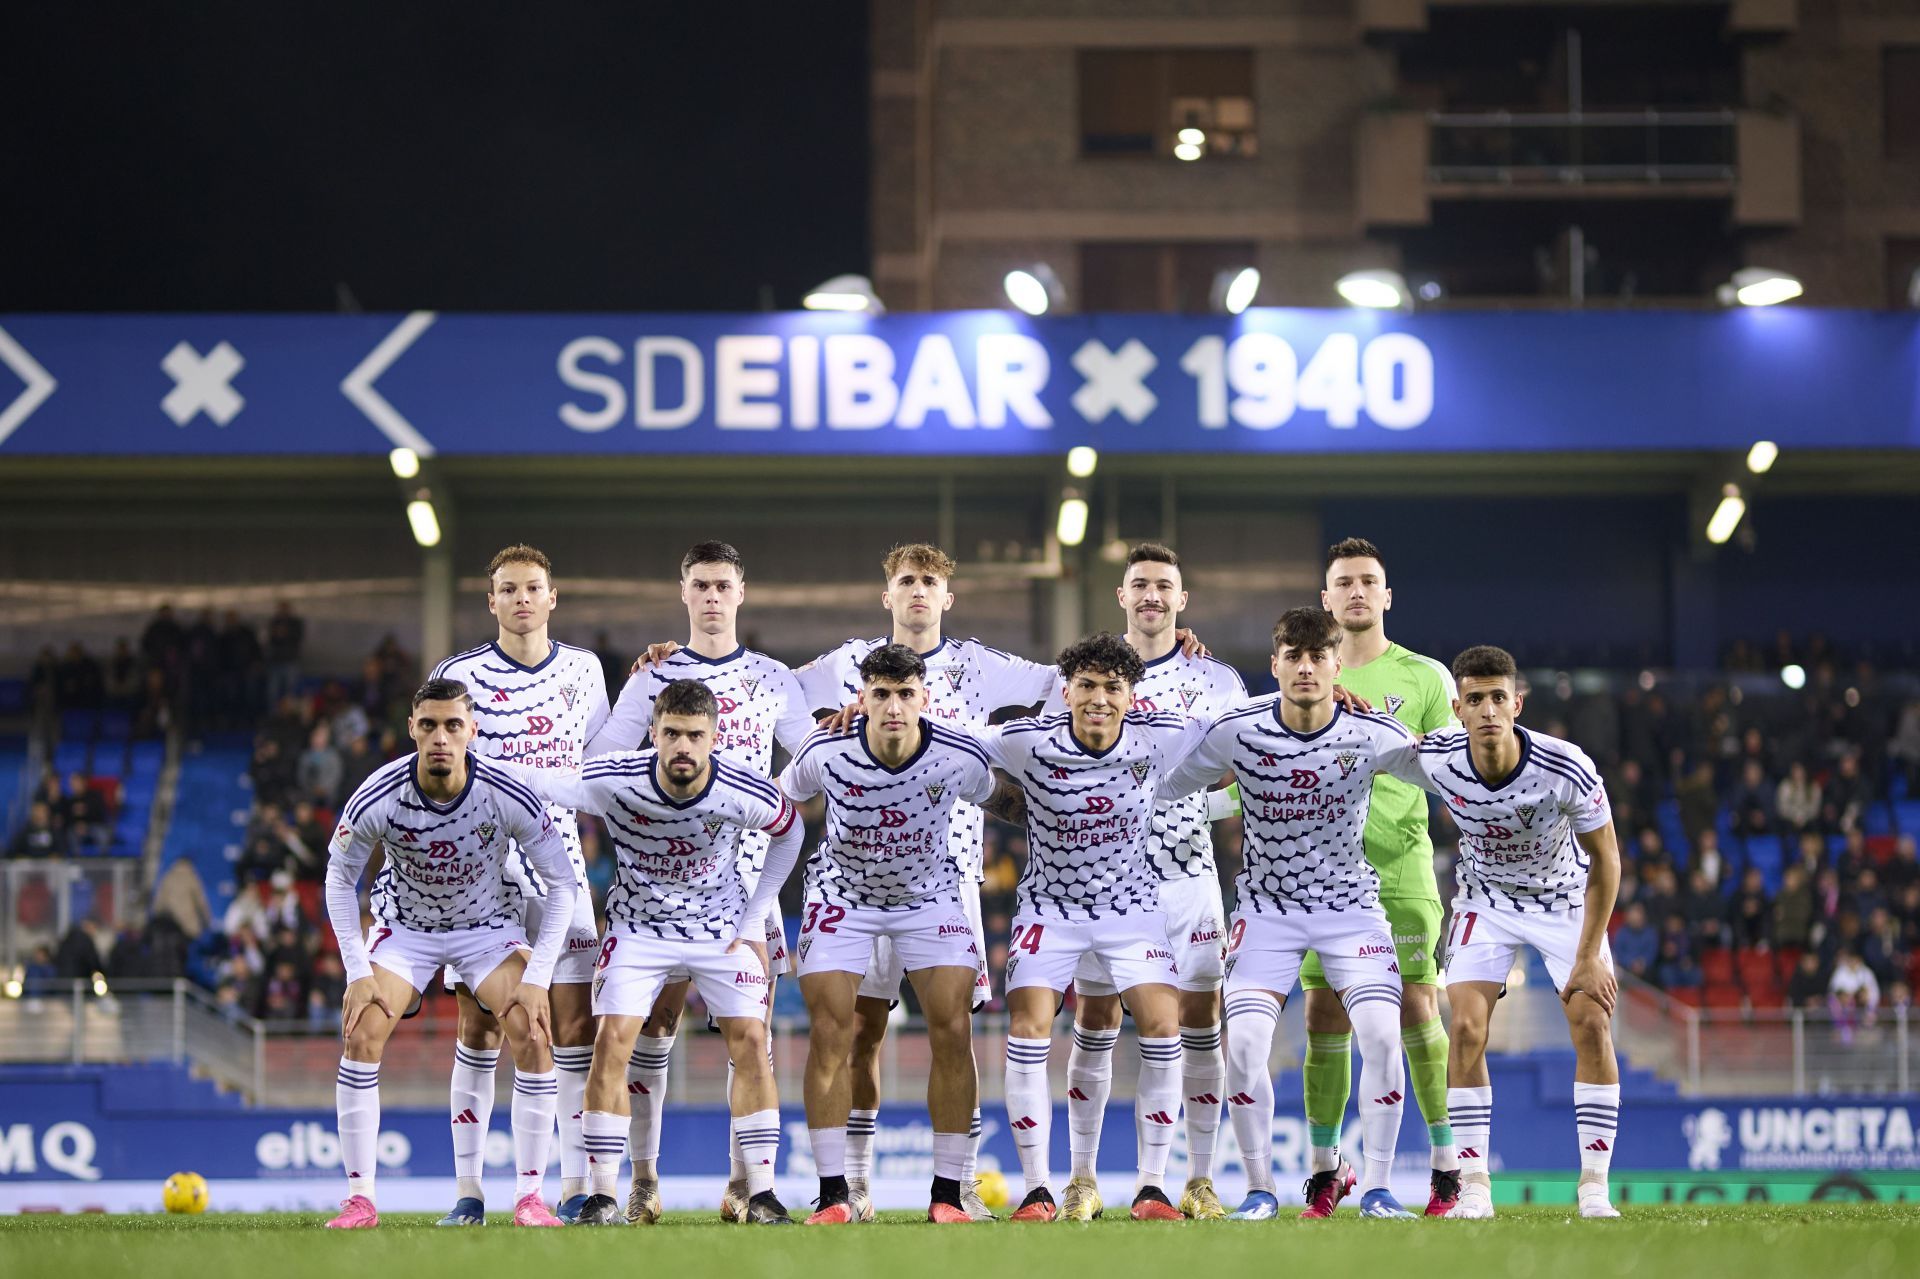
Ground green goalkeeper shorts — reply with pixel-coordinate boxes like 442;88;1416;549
1298;895;1443;990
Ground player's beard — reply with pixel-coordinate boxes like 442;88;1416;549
425;762;453;777
667;757;700;781
1340;612;1377;635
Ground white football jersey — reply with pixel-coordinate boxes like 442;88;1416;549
328;754;568;942
431;640;609;893
983;711;1209;921
780;718;997;910
538;752;797;940
1163;701;1426;914
1415;726;1612;913
796;635;1055;881
589;644;815;884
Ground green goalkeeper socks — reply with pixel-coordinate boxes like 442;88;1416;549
1303;1031;1353;1152
1401;1015;1454;1152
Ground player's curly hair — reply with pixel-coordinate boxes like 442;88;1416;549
486;543;553;585
1452;644;1519;684
1056;631;1146;687
653;678;718;722
413;678;474;710
681;541;744;579
1271;607;1343;655
859;643;927;685
882;542;957;581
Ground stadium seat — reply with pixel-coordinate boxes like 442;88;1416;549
1703;983;1746;1012
1776;945;1804;977
1747;983;1786;1011
1702;949;1737;984
15;878;53;927
1735;947;1778;988
1666;985;1702;1008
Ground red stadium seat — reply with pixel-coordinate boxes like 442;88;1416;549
1666;985;1702;1008
1702;949;1736;984
1736;947;1779;988
1703;982;1746;1012
1776;946;1804;976
1747;983;1786;1010
87;775;122;813
15;879;53;928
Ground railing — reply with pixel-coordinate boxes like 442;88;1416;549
1621;976;1914;1096
0;859;144;965
1428;109;1737;185
0;977;264;1097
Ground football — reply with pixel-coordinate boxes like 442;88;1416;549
162;1171;209;1214
975;1169;1009;1209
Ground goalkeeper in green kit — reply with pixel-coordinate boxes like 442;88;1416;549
1295;537;1460;1217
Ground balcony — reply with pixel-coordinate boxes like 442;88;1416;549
1358;107;1800;227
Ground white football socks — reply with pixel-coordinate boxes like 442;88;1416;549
1065;1024;1117;1180
336;1057;381;1203
449;1044;498;1201
1004;1037;1053;1196
1223;993;1280;1194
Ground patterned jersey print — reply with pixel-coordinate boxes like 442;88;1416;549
983;711;1209;921
540;752;796;940
781;718;997;909
1163;701;1426;914
589;644;814;886
431;641;609;896
329;754;567;934
796;635;1055;882
1415;726;1612;913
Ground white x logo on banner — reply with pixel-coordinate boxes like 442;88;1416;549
161;341;246;426
1070;338;1158;424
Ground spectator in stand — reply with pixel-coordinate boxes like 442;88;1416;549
1659;912;1693;965
105;637;141;711
1775;761;1821;836
1680;866;1726;950
306;952;346;1031
1822;752;1869;834
223;876;272;940
152;858;214;939
1728;758;1775;837
1789;830;1827;881
1612;901;1660;980
1886;835;1919;894
261;871;306;934
1633;827;1672;876
140;604;185;675
1813;866;1843;926
56;642;105;712
1774;864;1818;950
294;722;341;806
53;917;108;978
1829;948;1880;1043
1692;828;1726;889
184;607;221;731
1787;951;1829;1010
1897;881;1920;948
1852;866;1886;921
1861;907;1908;986
264;600;305;707
133;666;175;738
249;737;295;810
258;958;306;1021
218;609;264;726
23;944;58;997
1641;864;1681;926
62;771;110;852
1655;936;1703;991
27;645;60;752
334;733;381;810
1676;759;1720;851
7;800;66;857
1725;867;1772;950
1890;701;1920;794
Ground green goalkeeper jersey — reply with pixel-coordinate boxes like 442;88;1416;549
1338;641;1457;901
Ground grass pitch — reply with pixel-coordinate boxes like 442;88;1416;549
1;1205;1911;1279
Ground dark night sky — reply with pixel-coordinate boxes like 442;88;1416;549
1;3;870;312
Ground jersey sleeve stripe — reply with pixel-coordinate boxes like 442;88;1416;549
1533;754;1601;793
793;727;861;768
926;722;992;769
1531;741;1600;788
343;765;411;823
474;760;546;819
716;760;783;807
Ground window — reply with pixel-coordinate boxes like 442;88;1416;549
1080;242;1257;313
1885;49;1920;160
1079;50;1255;160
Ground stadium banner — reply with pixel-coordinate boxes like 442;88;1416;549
8;1072;1920;1209
1;310;1915;456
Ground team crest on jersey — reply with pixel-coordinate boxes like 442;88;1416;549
1129;759;1152;786
476;822;497;845
935;666;963;693
739;676;760;698
1517;803;1539;828
703;817;726;838
1385;694;1405;714
926;782;946;805
559;684;579;711
1334;750;1359;779
1177;685;1201;711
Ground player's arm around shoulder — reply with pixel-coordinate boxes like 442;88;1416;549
586;666;656;758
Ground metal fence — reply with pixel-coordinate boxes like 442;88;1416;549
0;859;144;966
1619;977;1913;1096
1428;109;1737;185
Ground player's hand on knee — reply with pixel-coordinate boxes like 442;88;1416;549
1563;958;1616;1015
630;641;680;675
341;977;393;1037
506;982;554;1048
